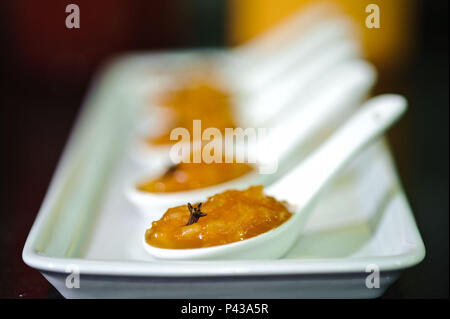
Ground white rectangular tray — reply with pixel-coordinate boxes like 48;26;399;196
22;52;425;298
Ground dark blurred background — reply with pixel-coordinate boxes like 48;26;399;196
0;0;448;298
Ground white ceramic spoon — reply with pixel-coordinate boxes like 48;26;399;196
126;8;353;104
142;94;407;260
235;36;360;127
225;2;340;63
126;60;376;219
126;13;358;133
130;35;361;169
222;17;358;95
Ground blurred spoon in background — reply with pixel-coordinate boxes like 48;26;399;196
126;59;376;220
131;32;362;169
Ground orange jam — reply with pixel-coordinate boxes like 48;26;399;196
157;82;230;109
148;82;237;145
137;160;254;193
145;186;292;249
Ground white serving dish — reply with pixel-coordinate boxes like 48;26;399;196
22;52;425;298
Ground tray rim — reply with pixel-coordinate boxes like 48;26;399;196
22;52;426;278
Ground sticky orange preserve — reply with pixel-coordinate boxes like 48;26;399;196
145;186;292;249
137;160;254;193
148;82;237;145
156;82;230;110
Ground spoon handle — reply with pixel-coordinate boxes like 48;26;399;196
268;94;407;209
227;18;355;93
230;3;339;59
241;38;360;127
258;60;376;166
